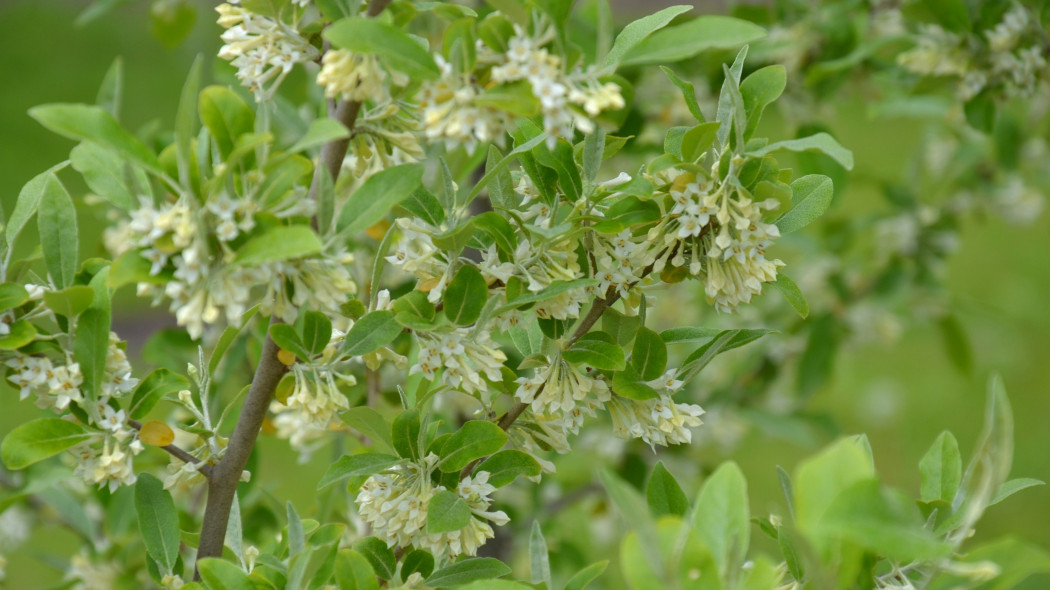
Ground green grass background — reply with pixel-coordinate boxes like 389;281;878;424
0;1;1048;587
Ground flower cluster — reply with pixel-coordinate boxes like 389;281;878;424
356;455;509;558
317;50;388;104
343;102;425;180
412;328;507;396
645;170;784;312
216;2;318;102
6;333;143;492
898;5;1050;101
515;354;610;414
419;21;624;151
606;370;705;448
105;194;355;339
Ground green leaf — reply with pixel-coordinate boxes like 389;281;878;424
680;121;720;162
353;537;396;581
750;133;854;171
716;47;748;150
458;581;532;590
286;501;305;557
620;16;765;67
95;56;124;118
439;420;508;472
582;128;605;182
135;473;181;574
679;329;772;383
563;338;626;371
472;212;518;256
198;557;254;590
475;80;540;117
599;469;665;579
343;310;402;356
776;175;834;234
0;283;29;312
29;103;159;172
1;418;92;469
660;66;704;122
288;118;351;153
631;327;667;380
530;521;552;587
603;307;642;346
991;478;1045;507
612;365;661;400
793;437;874;529
770;274;808;318
300;311;333;357
107;250;160;289
938;314;973;374
317;453;401;489
0;321;37;350
174;57;201;190
692;461;750;579
402;549;435;580
325;18;439;80
919;431;962;503
70;142;139;210
477;449;542;487
129;368;191;420
231;225;322;267
74;268;112;404
337;163;424;237
602;5;692;68
149;0;196;47
468;132;550;203
335;549;379;590
425;558;512;587
427;490;472;533
7;162;68;249
37;174;78;290
209;305;260;375
270;324;310;360
497;279;597;315
564;561;609;590
392;409;422;460
444;265;488;326
739;65;786;140
646;461;688;517
341;407;395;453
486;146;516;210
199;86;254;159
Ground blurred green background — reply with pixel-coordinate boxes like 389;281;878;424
0;0;1047;587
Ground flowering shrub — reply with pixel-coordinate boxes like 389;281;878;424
0;0;1048;588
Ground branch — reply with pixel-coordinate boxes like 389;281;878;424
128;419;213;479
195;327;287;571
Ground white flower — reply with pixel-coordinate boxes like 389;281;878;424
516;355;610;414
411;328;507;395
607;395;705;447
216;4;318;101
317;49;387;103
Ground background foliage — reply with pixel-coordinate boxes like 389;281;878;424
0;0;1049;588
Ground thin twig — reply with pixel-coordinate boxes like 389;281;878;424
128;419;213;479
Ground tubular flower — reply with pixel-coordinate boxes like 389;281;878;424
515;355;610;414
215;3;318;101
606;394;705;448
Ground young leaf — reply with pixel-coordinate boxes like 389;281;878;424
335;549;380;590
776;175;834;234
337;163;424;237
602;5;692;68
342;310;402;356
38;174;78;290
129;368;191;420
427;490;472;533
288;118;351;154
749;133;854;170
797;314;837;397
286;501;305;557
231;225;322;267
620;15;765;67
739;65;786;139
770;274;809;318
73;269;111;404
425;558;512;587
439;420;508;472
342;407;395;453
444;265;488;326
0;284;29;312
692;461;750;579
0;418;92;469
646;461;689;517
563;338;626;371
564;561;609;590
174;57;201;191
477;449;542;487
402;549;435;580
0;321;37;350
529;521;552;588
324;18;439;80
300;311;333;357
134;473;180;574
631;327;668;381
198;86;254;159
29;104;160;172
660;67;704;122
95;56;123;118
352;537;396;580
392;409;422;460
70;142;139;210
317;453;401;489
793;437;874;528
919;431;962;503
990;478;1045;506
7;162;68;249
270;324;311;360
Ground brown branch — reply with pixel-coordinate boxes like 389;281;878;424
195;326;287;574
129;419;213;479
